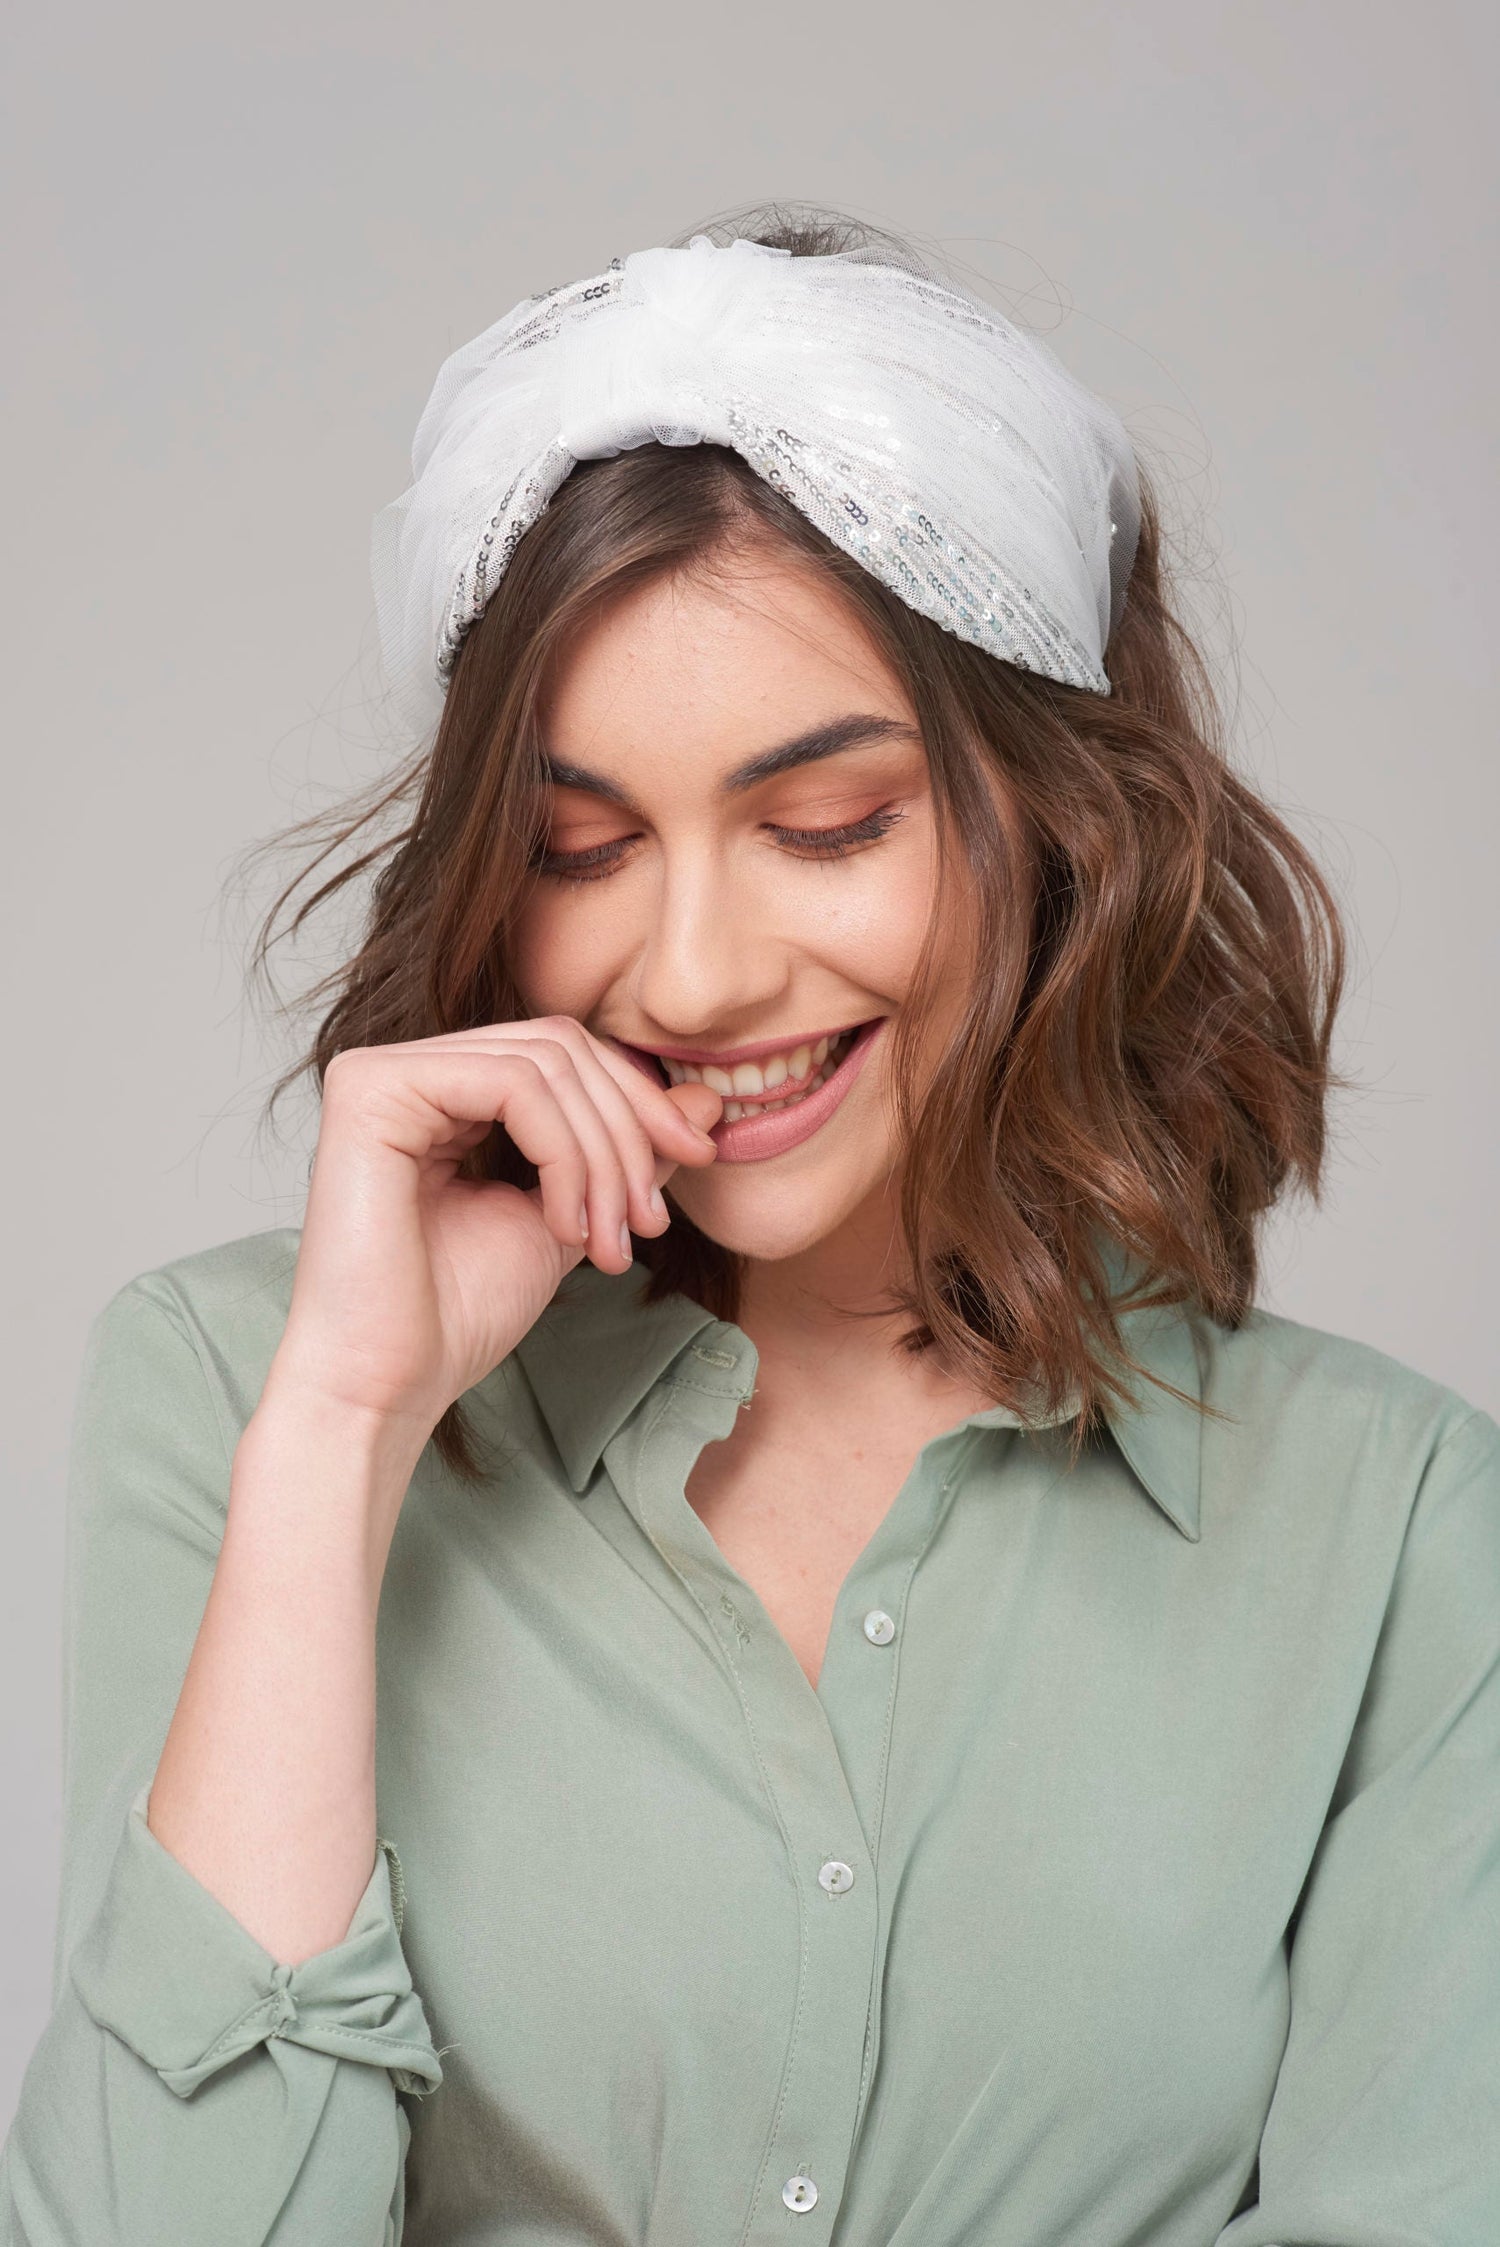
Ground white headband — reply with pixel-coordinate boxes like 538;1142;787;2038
371;234;1142;737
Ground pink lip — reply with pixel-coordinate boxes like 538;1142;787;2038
707;1017;886;1163
619;1019;869;1069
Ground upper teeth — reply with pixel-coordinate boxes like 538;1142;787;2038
662;1031;846;1098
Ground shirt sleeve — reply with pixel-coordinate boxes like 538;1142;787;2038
0;1276;444;2247
1215;1403;1500;2247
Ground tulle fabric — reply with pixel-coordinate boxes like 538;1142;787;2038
371;232;1141;738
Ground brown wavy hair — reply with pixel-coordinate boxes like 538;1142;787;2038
241;201;1349;1482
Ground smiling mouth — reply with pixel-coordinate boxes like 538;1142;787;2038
622;1021;876;1116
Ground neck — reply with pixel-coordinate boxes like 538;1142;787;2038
740;1175;901;1321
734;1181;941;1400
731;1186;1001;1432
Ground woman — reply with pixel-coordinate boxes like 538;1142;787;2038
3;206;1496;2245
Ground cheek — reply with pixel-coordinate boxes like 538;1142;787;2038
508;891;620;1015
777;829;938;992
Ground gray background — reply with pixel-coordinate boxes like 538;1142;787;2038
3;0;1493;2116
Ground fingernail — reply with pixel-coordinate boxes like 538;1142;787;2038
578;1205;590;1239
619;1220;632;1261
649;1185;668;1220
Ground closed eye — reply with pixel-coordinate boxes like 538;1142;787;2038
769;806;906;860
534;805;906;887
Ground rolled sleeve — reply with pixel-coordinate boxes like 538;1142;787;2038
1216;1406;1500;2245
0;1272;442;2247
71;1784;443;2101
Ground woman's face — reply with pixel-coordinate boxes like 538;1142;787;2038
509;545;977;1265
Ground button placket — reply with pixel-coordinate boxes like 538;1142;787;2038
618;1363;879;2240
806;1428;992;2176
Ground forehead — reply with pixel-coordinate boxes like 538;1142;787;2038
539;553;918;783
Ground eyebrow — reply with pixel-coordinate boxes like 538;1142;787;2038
538;713;925;811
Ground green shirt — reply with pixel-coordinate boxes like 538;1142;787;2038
3;1224;1498;2245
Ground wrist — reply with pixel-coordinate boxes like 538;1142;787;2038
255;1356;440;1462
234;1374;432;1579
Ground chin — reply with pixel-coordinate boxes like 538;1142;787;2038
686;1219;834;1264
666;1166;884;1263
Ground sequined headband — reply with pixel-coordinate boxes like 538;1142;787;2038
370;233;1142;736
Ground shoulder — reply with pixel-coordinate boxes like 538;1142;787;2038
89;1225;302;1435
1208;1298;1482;1429
1195;1297;1497;1517
119;1222;301;1332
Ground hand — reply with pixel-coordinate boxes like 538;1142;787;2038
264;1019;724;1436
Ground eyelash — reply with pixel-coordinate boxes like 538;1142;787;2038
534;806;906;888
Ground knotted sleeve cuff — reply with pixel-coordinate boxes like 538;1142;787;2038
68;1785;445;2101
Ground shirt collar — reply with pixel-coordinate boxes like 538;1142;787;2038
509;1243;1203;1544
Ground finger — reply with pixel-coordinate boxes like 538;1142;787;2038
436;1020;722;1165
643;1085;725;1202
393;1065;623;1270
540;1029;695;1236
510;1039;643;1269
431;1021;722;1231
361;1029;637;1267
585;1030;725;1155
357;1028;720;1252
565;1030;726;1178
333;1047;599;1264
485;1062;607;1267
518;1179;588;1281
663;1079;725;1141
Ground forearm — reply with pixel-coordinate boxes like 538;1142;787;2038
147;1374;429;1966
4;1285;444;2246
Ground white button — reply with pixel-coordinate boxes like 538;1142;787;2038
862;1608;896;1644
818;1858;854;1895
783;2174;819;2212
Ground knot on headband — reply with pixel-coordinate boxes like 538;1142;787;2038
372;233;1141;736
556;235;791;459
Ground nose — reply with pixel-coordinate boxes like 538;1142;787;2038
627;844;792;1037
